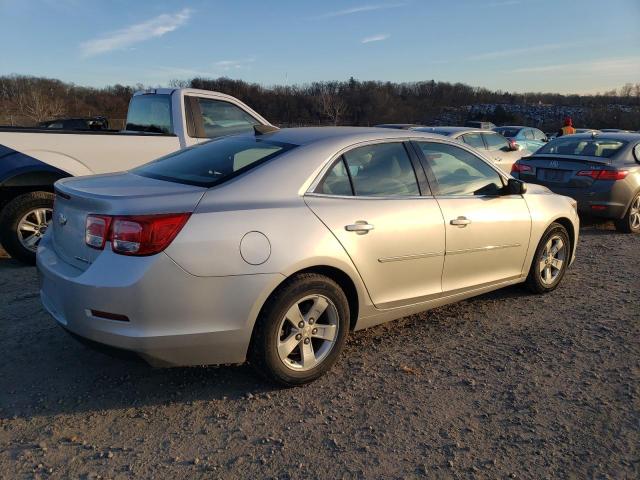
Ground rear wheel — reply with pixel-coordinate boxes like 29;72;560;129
249;273;350;386
0;191;54;264
614;192;640;234
525;222;570;294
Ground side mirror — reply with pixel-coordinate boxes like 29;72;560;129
541;137;549;143
507;178;527;195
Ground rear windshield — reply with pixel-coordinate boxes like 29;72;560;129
134;136;297;187
538;138;627;158
126;94;173;134
493;127;520;138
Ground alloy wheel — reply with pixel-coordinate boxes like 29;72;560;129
276;294;339;371
629;195;640;231
17;207;52;252
539;234;567;286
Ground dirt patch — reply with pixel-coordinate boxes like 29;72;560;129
0;225;638;479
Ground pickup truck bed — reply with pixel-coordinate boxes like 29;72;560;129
0;88;270;263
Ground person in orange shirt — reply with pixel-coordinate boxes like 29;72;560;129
557;116;576;137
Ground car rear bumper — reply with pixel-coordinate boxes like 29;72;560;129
517;179;628;219
37;234;284;367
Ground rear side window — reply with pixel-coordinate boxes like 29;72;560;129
126;94;173;134
315;143;420;197
134;136;296;187
461;133;485;149
416;142;503;196
483;133;509;151
189;97;260;139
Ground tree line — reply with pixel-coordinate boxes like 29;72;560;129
1;74;639;130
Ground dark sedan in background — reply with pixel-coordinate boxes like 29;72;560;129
511;133;640;233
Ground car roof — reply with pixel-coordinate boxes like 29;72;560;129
374;123;422;129
413;126;495;135
253;126;443;146
556;132;640;141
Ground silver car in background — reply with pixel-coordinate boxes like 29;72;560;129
412;126;524;173
38;127;579;386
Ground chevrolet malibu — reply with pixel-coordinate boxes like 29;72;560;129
38;127;579;386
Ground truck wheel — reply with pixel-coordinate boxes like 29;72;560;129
0;191;54;265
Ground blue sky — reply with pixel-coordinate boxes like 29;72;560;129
1;0;639;94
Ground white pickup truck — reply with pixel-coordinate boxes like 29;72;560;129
0;88;271;263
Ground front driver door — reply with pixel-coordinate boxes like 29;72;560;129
413;140;531;293
305;141;445;309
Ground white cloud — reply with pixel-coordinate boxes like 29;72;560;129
510;56;640;75
467;42;577;61
315;3;406;19
361;34;390;44
487;0;522;7
80;9;192;57
214;58;256;71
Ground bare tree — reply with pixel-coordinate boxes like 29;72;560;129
315;83;348;125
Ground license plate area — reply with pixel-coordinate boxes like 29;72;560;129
538;168;567;182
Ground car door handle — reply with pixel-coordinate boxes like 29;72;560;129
450;216;471;227
345;221;374;234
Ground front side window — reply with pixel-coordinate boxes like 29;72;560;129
316;143;420;197
461;133;485;149
524;129;534;140
494;127;520;138
533;129;546;141
416;142;503;196
482;132;509;151
134;136;296;187
192;97;260;138
126;94;173;134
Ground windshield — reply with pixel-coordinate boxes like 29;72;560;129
538;138;627;158
134;136;297;187
493;127;520;138
126;94;173;134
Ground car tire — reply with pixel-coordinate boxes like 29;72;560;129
525;222;570;294
249;273;350;386
0;191;54;265
614;192;640;234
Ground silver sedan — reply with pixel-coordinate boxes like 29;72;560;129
38;127;579;385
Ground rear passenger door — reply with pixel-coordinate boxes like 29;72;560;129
413;140;531;293
305;142;446;309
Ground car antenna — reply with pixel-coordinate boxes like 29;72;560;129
254;125;280;135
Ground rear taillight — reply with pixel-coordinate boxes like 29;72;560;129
511;162;532;174
576;169;628;181
85;213;190;256
85;215;112;250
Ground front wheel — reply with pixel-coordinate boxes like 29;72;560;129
249;273;350;386
0;191;54;264
614;192;640;234
525;222;570;294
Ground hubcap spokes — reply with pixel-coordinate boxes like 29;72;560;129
539;235;566;285
17;208;53;252
630;196;640;230
277;294;339;371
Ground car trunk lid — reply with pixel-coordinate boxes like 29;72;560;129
517;155;613;188
51;172;205;270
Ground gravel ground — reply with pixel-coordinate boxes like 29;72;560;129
0;223;638;479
